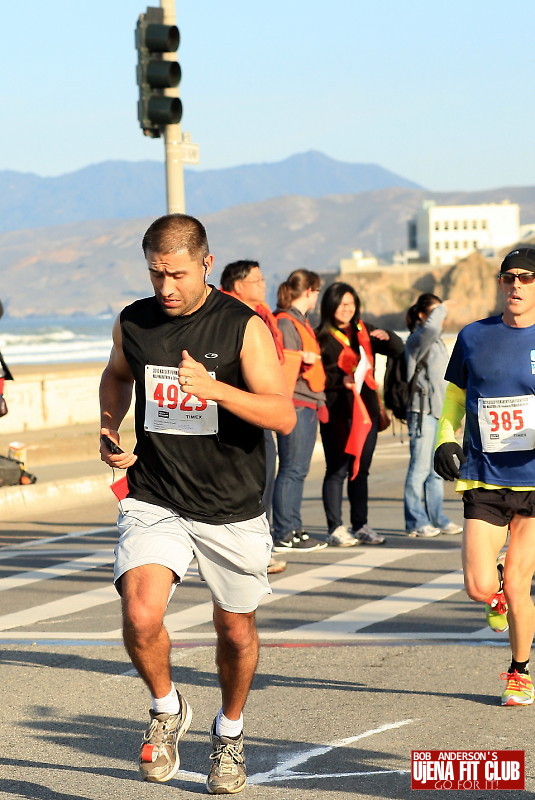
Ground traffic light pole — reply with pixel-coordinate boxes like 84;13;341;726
160;0;185;213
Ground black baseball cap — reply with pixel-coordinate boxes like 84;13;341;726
500;248;535;274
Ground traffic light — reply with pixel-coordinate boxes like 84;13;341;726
135;7;182;138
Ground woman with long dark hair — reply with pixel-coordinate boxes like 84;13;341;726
271;269;328;553
317;282;403;546
403;293;462;537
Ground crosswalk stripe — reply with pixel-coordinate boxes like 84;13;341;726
0;584;119;631
160;548;427;634
0;563;199;633
0;545;474;643
275;569;465;639
0;547;426;636
0;527;115;559
0;550;114;592
468;625;508;639
0;629;502;642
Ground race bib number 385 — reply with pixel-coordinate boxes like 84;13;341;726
144;364;218;436
478;395;535;453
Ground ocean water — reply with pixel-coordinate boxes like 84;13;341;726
0;316;114;365
0;314;459;368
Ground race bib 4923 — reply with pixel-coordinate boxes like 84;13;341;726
144;364;218;436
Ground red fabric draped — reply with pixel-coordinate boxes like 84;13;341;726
331;324;373;480
345;386;372;479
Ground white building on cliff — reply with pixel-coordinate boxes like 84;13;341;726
408;201;520;267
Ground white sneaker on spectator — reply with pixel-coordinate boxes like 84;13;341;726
327;525;360;547
407;525;441;538
440;522;463;535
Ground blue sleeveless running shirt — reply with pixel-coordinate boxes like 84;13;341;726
445;315;535;487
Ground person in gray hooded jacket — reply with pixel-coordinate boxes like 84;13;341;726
403;293;462;538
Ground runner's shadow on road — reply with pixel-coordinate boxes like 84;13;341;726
0;780;92;800
1;757;138;785
0;650;130;675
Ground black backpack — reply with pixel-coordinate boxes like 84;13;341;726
383;350;428;422
0;454;37;487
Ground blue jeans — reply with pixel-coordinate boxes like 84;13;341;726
404;411;451;532
272;406;318;538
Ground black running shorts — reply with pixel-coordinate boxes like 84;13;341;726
463;487;535;527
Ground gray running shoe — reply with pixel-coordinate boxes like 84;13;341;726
353;524;386;545
139;691;192;783
206;719;246;795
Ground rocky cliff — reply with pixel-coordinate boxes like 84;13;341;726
342;248;523;331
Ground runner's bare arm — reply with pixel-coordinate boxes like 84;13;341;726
178;316;296;434
99;316;138;467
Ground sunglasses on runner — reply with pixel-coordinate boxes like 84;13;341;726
497;272;535;285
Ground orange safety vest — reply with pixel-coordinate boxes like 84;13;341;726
276;311;326;392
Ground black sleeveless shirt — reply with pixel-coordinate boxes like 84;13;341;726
121;288;266;523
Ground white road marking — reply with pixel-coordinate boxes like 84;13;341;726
0;629;506;642
0;550;114;592
0;563;199;633
177;769;407;785
275;569;466;639
0;584;119;631
468;625;509;639
157;548;424;634
0;527;114;556
256;769;408;780
249;719;414;784
0;544;476;645
169;720;414;788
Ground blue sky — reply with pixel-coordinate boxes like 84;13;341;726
3;0;534;190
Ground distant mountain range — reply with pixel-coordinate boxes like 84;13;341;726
0;149;534;318
0;151;422;231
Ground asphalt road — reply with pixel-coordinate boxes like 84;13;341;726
0;434;532;800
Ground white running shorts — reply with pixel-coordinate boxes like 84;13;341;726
114;498;272;613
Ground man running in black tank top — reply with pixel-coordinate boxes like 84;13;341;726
99;214;295;794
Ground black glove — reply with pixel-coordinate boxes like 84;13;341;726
434;442;466;481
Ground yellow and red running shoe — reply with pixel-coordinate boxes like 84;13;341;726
500;671;534;706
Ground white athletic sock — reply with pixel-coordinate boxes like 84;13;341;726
215;708;243;738
152;685;180;715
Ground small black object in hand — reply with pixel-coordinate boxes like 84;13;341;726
100;434;124;455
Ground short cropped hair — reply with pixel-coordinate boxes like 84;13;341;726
142;213;210;261
220;260;260;292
